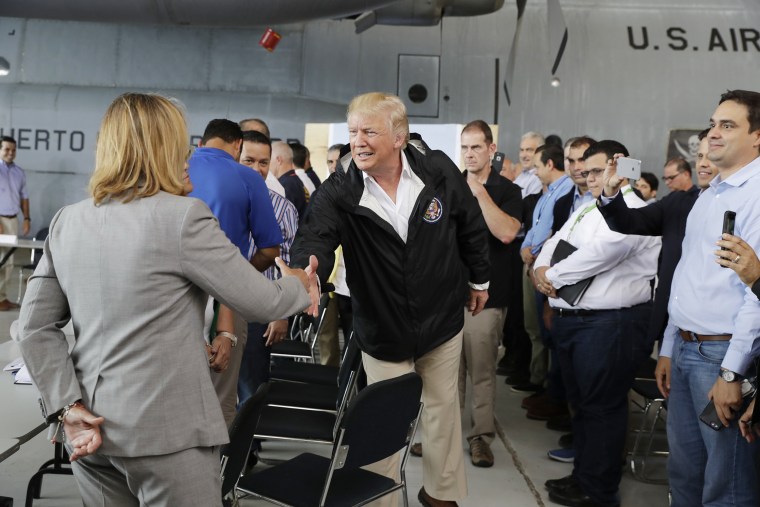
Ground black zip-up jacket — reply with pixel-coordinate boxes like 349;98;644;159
290;142;490;362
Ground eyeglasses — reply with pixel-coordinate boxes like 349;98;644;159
579;168;604;178
662;172;683;182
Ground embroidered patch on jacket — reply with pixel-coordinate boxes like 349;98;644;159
423;197;443;223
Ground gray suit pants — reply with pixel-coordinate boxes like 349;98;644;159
69;445;221;507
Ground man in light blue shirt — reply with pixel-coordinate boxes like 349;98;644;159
657;90;760;507
0;136;30;310
519;145;573;394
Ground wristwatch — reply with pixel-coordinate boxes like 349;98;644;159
720;368;741;383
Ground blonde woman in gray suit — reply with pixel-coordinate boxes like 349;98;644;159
15;93;317;507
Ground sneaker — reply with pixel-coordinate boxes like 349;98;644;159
410;442;422;457
547;448;575;463
510;382;544;393
469;437;494;467
558;433;573;449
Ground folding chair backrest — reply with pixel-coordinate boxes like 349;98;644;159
220;383;270;499
31;227;49;266
336;372;422;469
336;334;360;409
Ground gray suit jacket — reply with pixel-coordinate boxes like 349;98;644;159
17;191;310;457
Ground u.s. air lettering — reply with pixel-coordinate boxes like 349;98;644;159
627;26;760;52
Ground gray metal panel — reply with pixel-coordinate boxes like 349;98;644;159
115;25;211;90
209;28;302;94
21;20;118;86
397;54;440;117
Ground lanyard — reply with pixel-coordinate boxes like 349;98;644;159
567;187;632;240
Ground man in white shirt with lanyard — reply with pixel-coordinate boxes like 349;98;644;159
533;140;661;507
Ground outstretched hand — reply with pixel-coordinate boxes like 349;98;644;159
60;404;104;462
275;255;320;317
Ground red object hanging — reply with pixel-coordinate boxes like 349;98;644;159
259;28;282;52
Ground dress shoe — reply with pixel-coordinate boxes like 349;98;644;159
0;299;19;311
546;413;572;432
418;487;458;507
521;391;548;410
548;483;617;507
504;374;529;386
469;437;494;467
510;382;544;393
526;400;569;421
410;442;422;457
545;474;577;491
558;433;573;449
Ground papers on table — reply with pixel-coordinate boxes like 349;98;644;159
3;357;32;385
0;234;18;245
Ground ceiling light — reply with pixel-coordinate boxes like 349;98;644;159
0;57;9;76
550;76;561;87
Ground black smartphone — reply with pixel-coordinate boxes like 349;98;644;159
700;400;724;431
492;152;505;172
720;210;737;268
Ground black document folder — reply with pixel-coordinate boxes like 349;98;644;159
550;239;595;306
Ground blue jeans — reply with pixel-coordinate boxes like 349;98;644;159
237;322;270;408
667;339;760;507
553;303;652;506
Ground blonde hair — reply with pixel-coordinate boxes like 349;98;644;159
89;93;189;204
347;92;409;147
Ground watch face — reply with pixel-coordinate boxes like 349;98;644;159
721;370;736;382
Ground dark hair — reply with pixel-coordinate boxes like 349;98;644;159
239;118;270;138
201;119;242;145
242;130;271;148
569;136;596;152
289;142;308;168
461;120;493;145
0;136;16;145
545;134;563;147
719;90;760;133
698;128;710;141
535;144;564;171
638;171;658;192
328;143;344;152
583;140;629;162
665;157;692;175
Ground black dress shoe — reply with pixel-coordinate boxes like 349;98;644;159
545;474;576;491
558;433;573;449
548;484;618;507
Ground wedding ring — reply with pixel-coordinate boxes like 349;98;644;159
734;255;741;263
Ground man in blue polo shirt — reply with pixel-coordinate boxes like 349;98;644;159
189;118;282;425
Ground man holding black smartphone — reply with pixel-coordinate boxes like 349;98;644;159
659;90;760;507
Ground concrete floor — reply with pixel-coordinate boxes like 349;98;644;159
0;268;671;506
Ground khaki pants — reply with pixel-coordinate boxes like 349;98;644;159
459;307;507;443
0;216;18;301
210;312;249;427
362;331;467;505
317;296;341;367
523;265;547;385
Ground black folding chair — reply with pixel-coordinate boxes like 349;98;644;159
270;294;330;363
255;337;362;445
220;383;270;507
237;372;423;507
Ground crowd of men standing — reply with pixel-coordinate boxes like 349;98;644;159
172;88;760;507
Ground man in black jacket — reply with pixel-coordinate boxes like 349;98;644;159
290;92;490;507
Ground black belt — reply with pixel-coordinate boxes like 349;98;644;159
553;308;606;318
0;214;16;219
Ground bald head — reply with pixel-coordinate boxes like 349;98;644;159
270;141;294;178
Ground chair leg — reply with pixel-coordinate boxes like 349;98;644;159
17;268;24;304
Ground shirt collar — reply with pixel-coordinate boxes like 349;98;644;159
711;155;760;190
547;174;569;191
193;146;234;161
362;151;416;187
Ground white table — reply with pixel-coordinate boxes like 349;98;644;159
0;237;46;270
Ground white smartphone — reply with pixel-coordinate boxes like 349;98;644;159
616;156;642;180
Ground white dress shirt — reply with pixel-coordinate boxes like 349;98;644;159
534;186;661;310
295;168;317;195
359;152;424;243
266;172;287;197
